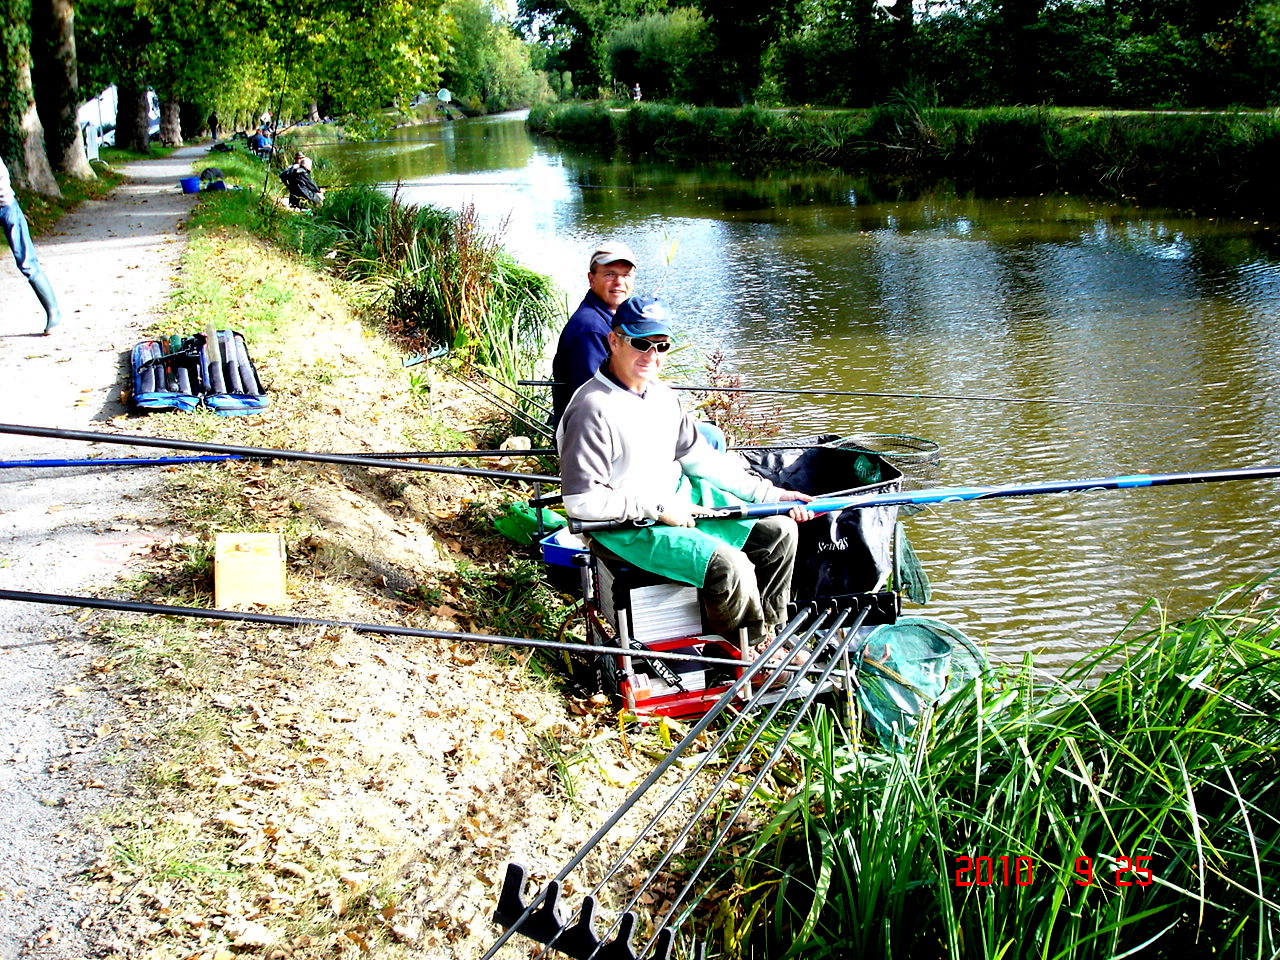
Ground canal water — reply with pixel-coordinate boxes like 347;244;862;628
314;113;1280;667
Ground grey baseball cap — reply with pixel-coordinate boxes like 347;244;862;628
590;241;637;269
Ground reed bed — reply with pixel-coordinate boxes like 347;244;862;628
700;578;1280;959
286;186;562;385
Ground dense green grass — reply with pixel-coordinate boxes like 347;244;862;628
699;577;1280;959
528;102;1280;216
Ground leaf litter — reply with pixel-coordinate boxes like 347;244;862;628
66;234;742;959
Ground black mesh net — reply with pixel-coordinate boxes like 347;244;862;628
828;433;941;490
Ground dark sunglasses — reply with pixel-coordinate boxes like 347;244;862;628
624;336;672;353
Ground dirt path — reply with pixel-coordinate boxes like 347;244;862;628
0;146;206;958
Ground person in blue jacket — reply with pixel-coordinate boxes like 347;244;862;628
550;240;637;430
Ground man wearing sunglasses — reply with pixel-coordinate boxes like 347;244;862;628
557;295;814;651
550;240;638;430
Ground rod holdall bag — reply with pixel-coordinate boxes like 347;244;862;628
129;329;269;416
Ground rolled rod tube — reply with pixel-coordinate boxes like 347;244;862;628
235;334;262;395
221;331;245;394
204;331;226;394
136;344;156;394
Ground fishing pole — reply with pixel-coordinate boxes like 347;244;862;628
639;606;869;955
0;423;559;485
471;365;553;417
567;464;1280;533
0;455;241;470
0;447;560;470
0;588;815;673
573;607;863;960
452;378;555;440
519;379;1201;410
483;609;817;960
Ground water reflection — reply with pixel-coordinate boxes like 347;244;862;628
312;115;1280;667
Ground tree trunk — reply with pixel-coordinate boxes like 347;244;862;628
178;100;203;140
887;0;914;88
29;0;94;179
159;98;182;146
308;99;320;123
0;0;61;195
115;82;151;152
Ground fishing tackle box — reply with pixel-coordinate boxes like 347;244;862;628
129;330;269;415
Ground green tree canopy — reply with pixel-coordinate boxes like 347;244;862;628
604;7;712;102
442;0;553;113
517;0;669;92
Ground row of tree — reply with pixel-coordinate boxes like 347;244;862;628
522;0;1280;108
2;0;551;196
8;1;1279;197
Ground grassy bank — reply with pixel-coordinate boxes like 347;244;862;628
708;577;1280;959
528;102;1280;217
81;176;714;957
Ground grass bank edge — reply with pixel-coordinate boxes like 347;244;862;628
529;102;1280;218
82;168;588;953
706;573;1280;959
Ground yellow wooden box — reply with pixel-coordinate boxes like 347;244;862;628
214;533;287;608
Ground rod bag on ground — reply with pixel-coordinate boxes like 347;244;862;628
128;329;267;415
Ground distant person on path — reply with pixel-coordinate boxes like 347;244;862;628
550;241;637;430
207;111;220;139
279;151;323;207
632;83;642;102
0;156;62;335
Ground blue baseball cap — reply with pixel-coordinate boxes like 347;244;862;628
613;296;674;338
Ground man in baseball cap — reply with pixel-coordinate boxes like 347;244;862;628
557;293;814;655
550;240;638;429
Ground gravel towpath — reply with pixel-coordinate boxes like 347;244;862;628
0;146;207;958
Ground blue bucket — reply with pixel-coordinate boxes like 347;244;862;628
179;176;201;194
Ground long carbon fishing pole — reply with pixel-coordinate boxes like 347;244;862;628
639;605;870;957
483;609;816;960
0;423;560;485
1;455;242;470
452;378;555;440
543;606;863;960
569;464;1280;533
519;379;1201;410
0;448;558;470
0;588;817;673
0;444;815;470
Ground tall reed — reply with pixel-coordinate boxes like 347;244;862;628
287;187;562;385
703;578;1280;959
